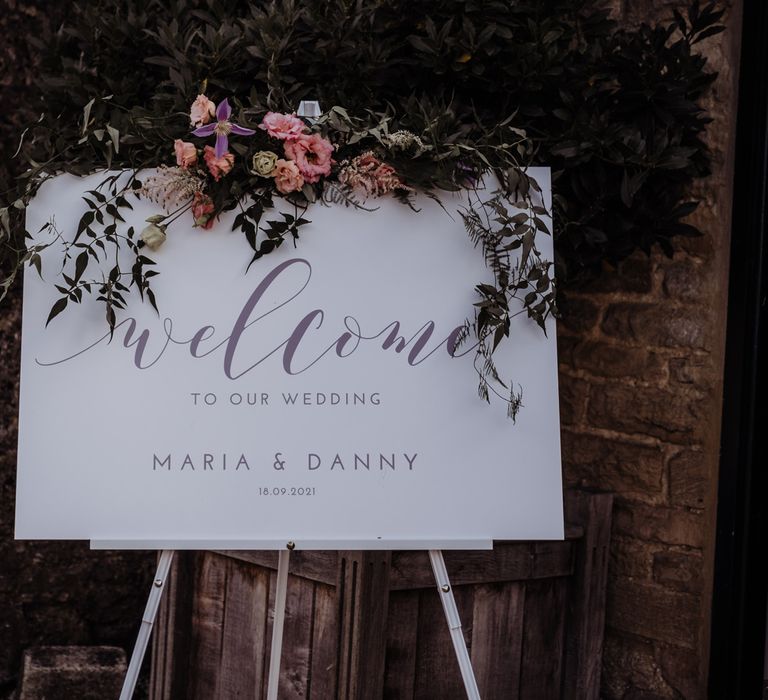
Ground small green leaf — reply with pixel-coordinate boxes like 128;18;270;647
82;98;95;136
46;297;68;326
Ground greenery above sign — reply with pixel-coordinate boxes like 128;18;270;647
0;0;723;417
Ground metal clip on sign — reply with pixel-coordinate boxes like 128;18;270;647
297;99;322;123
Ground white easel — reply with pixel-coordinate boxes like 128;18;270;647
101;539;486;700
112;99;482;700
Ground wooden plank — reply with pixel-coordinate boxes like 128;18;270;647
188;552;229;699
219;550;339;586
563;490;613;700
278;574;315;698
218;558;270;698
390;543;574;590
532;541;576;578
308;583;338;699
470;582;525;699
150;492;610;700
564;524;584;539
413;585;474;699
519;578;568;699
335;551;392;700
149;551;195;700
383;590;420;699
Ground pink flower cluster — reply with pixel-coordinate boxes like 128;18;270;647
259;112;334;193
174;138;234;181
158;99;362;233
175;94;240;184
176;100;335;193
338;152;409;198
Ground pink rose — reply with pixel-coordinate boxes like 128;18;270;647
283;133;334;184
272;159;304;194
203;145;234;181
189;94;216;128
192;192;216;229
259;112;307;141
174;139;197;168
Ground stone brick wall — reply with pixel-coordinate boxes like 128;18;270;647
0;1;741;698
558;1;741;697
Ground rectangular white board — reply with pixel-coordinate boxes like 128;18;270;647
16;168;563;547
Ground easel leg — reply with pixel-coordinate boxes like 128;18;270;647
429;550;482;700
120;550;175;700
266;548;291;700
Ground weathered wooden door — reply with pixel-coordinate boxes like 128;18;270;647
150;490;611;699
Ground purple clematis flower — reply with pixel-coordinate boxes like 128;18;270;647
192;99;255;158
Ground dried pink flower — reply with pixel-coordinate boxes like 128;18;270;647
203;145;235;181
139;166;204;212
337;151;409;198
192;192;216;229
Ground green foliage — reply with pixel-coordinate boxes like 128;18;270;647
2;0;723;282
0;0;724;416
36;173;158;330
461;182;556;420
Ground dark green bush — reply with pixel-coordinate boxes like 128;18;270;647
3;0;723;287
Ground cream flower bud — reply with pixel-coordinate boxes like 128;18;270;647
251;150;279;177
140;223;167;251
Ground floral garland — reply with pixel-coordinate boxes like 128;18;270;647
11;94;556;419
137;97;412;249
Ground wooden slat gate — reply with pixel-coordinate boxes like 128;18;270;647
150;490;612;699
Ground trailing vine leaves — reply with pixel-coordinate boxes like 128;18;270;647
460;177;556;419
29;173;159;333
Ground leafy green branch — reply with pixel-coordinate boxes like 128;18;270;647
459;182;556;419
36;173;161;331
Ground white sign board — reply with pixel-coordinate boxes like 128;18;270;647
15;169;563;548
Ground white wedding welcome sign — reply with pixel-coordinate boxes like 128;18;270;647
15;169;563;547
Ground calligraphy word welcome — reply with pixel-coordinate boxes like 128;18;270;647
38;258;473;376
